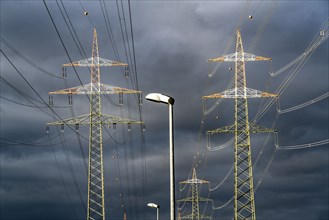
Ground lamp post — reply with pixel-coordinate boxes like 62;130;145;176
146;93;175;220
147;202;160;220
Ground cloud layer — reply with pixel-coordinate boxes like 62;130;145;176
1;1;328;220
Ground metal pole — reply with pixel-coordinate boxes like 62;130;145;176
145;93;175;220
157;207;160;220
169;103;176;220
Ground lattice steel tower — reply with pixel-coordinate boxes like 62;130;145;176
203;30;277;220
178;168;212;220
47;28;143;220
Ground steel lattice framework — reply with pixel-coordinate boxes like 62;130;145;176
203;30;277;220
47;28;143;220
178;168;212;220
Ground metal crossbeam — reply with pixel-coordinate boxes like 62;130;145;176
47;113;143;126
206;124;275;135
49;83;142;95
63;57;128;67
202;88;277;99
208;52;271;63
180;215;212;220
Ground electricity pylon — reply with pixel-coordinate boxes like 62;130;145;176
178;168;212;220
47;28;143;220
203;30;277;220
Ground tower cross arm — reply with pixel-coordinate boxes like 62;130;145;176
180;215;212;220
49;83;142;95
100;113;144;125
207;55;226;63
206;124;276;134
208;52;271;63
47;113;144;126
63;57;128;67
177;197;193;202
47;114;91;126
207;124;235;134
202;88;278;99
249;124;276;133
198;197;213;202
179;178;210;184
49;84;87;95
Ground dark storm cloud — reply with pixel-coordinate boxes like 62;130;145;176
1;1;328;220
1;150;87;220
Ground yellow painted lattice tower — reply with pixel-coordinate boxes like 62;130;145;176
47;28;143;220
178;168;212;220
203;30;277;220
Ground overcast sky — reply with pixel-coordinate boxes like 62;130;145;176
0;1;328;220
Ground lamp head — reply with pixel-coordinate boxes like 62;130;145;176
146;93;174;105
147;202;160;208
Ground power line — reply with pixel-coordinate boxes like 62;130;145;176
0;134;75;147
1;46;88;215
57;0;89;60
116;0;133;71
278;92;329;114
0;49;63;122
47;133;80;219
126;1;149;217
56;124;87;214
0;94;68;109
78;0;95;27
0;36;63;79
99;0;123;69
277;139;329;150
43;0;92;107
57;0;122;110
0;75;56;119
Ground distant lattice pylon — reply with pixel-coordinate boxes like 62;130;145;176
178;168;212;220
47;28;143;220
203;30;277;220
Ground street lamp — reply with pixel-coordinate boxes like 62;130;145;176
146;93;175;220
147;202;160;220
